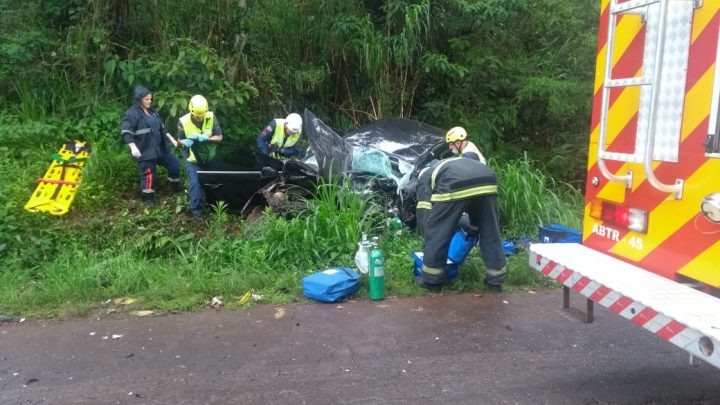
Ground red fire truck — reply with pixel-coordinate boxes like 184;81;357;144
529;0;720;368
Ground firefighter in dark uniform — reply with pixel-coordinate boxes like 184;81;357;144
414;165;434;237
415;157;507;292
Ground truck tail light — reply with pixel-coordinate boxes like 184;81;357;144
590;199;648;233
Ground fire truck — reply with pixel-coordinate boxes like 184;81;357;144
528;0;720;368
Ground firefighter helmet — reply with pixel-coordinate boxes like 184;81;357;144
188;95;209;118
445;126;467;143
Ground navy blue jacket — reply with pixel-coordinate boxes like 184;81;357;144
120;85;169;161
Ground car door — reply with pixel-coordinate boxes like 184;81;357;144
193;141;283;213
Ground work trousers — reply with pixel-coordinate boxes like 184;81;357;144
423;195;506;286
184;161;204;215
137;149;180;194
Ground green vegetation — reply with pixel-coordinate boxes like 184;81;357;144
0;0;596;317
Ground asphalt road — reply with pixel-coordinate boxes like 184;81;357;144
1;289;718;405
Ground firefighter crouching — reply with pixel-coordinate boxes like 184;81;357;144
415;157;507;292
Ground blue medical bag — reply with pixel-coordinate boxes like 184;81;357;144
302;267;360;303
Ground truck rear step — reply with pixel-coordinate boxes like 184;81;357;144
529;243;720;369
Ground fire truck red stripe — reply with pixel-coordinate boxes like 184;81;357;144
596;4;609;55
685;11;720;90
590;21;646;131
631;307;658;326
638;213;719;279
655;320;687;341
541;260;557;275
609;296;633;314
555;268;574;284
605;113;638;154
571;276;591;292
589;285;612;302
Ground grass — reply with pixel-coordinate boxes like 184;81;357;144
0;137;582;318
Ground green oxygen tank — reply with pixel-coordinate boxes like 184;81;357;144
368;237;385;301
387;209;403;237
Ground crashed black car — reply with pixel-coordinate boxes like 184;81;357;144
190;109;450;225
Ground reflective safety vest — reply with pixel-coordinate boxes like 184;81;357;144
269;118;301;155
180;112;215;163
429;157;498;203
460;141;486;164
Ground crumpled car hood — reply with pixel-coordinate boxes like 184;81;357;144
304;109;445;178
344;117;444;167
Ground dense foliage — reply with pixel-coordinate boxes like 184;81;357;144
0;0;597;174
0;0;595;316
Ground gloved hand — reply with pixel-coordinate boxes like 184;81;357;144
197;134;209;142
129;144;141;159
184;138;194;148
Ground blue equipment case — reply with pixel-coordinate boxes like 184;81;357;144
538;224;581;243
302;267;360;303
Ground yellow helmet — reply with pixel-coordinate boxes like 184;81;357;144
445;126;467;143
188;95;209;118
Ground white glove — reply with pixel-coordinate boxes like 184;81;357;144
129;144;141;159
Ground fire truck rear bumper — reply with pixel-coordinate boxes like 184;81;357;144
529;242;720;369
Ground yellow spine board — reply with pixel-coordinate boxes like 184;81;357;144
24;140;90;216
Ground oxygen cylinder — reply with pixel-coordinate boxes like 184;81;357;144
387;209;403;236
368;239;385;301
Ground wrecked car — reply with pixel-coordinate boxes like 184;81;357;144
190;109;450;225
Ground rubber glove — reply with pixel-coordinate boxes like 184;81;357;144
184;138;194;148
198;131;210;142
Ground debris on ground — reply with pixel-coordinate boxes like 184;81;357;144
211;296;223;309
0;314;19;323
132;310;155;317
236;290;254;306
113;297;137;305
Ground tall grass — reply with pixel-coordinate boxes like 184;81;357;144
495;153;582;236
0;155;583;317
245;176;387;267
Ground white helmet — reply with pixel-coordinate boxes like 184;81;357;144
285;113;302;134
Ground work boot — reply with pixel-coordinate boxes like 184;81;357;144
191;211;204;223
141;191;156;207
413;275;442;293
483;280;502;293
169;178;183;194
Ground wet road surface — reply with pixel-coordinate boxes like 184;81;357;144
1;289;718;404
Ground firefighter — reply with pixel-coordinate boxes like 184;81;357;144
256;113;303;159
415;157;506;292
121;85;182;206
177;95;223;220
445;126;486;164
414;163;435;237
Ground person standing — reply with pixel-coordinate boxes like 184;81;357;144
121;85;182;206
256;113;303;159
445;126;486;164
414;157;506;293
177;95;223;220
